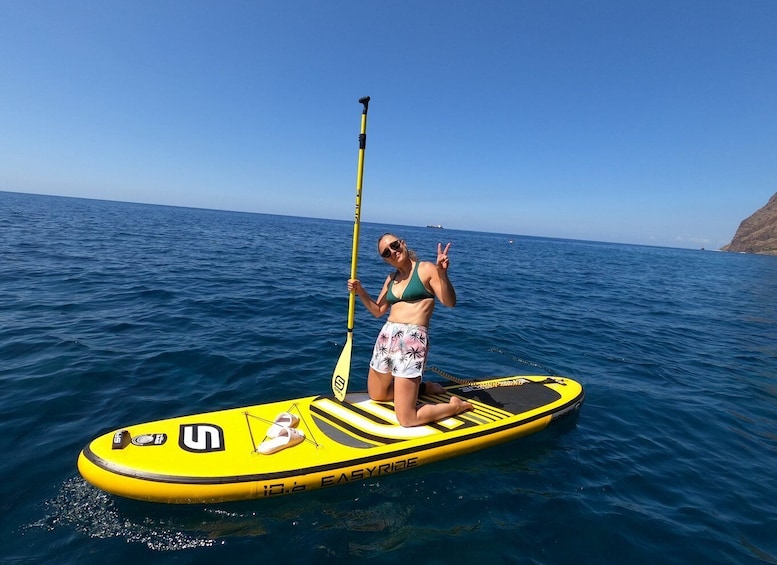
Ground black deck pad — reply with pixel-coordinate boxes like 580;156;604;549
454;381;562;415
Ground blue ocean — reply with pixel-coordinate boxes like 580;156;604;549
2;190;776;564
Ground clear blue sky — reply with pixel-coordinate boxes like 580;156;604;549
2;1;776;249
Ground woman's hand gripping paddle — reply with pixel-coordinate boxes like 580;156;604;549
332;96;370;401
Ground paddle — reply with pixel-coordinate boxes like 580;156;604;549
332;96;370;401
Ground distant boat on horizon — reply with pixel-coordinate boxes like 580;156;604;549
426;224;444;229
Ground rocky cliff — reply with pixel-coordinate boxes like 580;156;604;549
722;192;777;255
723;194;777;255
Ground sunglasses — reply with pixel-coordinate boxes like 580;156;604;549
380;240;402;259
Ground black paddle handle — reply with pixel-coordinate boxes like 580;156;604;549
358;97;370;149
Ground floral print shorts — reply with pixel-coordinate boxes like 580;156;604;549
369;321;429;378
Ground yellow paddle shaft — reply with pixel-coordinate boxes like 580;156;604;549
347;107;368;331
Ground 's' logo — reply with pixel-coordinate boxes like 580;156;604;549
179;424;225;453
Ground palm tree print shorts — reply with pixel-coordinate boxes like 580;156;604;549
369;321;429;378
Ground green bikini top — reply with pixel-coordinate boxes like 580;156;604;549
386;261;435;305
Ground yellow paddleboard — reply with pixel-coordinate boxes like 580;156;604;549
78;375;584;503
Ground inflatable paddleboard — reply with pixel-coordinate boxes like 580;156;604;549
78;375;584;503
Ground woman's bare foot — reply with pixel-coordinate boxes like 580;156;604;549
450;396;474;414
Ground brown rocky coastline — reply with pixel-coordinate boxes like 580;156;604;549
722;192;777;255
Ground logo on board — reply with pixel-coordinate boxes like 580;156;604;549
179;423;225;453
131;433;167;447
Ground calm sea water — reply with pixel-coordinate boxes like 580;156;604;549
2;190;776;564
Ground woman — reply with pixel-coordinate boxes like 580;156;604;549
347;233;473;427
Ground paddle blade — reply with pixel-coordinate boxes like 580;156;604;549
332;333;353;401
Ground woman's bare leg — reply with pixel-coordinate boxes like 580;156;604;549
393;377;473;427
367;367;394;401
